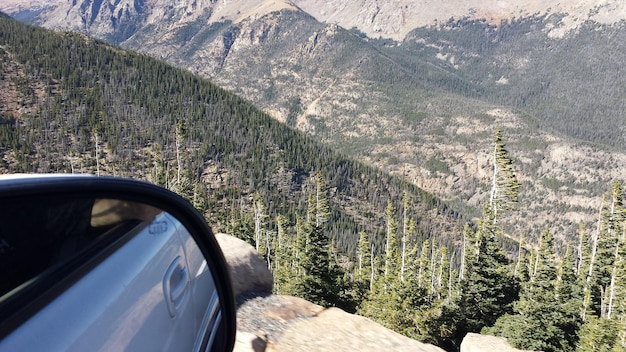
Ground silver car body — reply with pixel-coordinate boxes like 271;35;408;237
0;212;219;351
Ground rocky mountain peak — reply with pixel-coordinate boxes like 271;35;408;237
18;0;295;43
292;0;626;40
6;0;626;41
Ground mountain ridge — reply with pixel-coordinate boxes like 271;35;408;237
6;0;626;41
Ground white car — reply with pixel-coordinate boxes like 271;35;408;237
0;175;235;351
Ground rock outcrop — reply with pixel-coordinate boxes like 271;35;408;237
460;333;537;352
216;233;445;352
214;233;274;298
275;306;445;352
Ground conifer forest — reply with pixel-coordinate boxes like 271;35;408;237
0;12;625;352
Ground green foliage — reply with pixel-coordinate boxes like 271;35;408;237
488;230;581;352
285;97;301;127
458;208;520;335
4;12;626;350
297;223;341;306
489;128;520;218
425;156;452;176
576;315;621;352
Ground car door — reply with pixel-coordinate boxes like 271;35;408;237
0;199;218;351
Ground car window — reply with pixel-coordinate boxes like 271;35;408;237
0;197;159;300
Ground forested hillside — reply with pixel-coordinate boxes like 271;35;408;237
0;12;462;260
400;16;626;150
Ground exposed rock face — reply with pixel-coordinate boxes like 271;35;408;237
236;294;445;352
292;0;626;40
6;0;626;41
18;0;295;44
460;333;537;352
214;233;274;298
4;0;626;248
234;331;267;352
275;307;445;352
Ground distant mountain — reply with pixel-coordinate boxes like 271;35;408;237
7;0;626;41
293;0;626;40
2;0;626;243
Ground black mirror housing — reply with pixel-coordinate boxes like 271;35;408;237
0;175;236;352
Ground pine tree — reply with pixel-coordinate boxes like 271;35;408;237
576;315;621;352
356;230;372;286
293;190;345;308
315;174;330;227
607;181;625;320
488;128;520;224
298;223;339;306
577;222;591;278
458;208;520;334
488;230;581;352
360;200;404;327
418;239;432;292
273;214;292;294
253;192;269;262
459;223;478;281
384;200;400;277
435;246;450;301
401;193;409;282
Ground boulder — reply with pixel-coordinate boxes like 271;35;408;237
460;333;538;352
214;233;273;298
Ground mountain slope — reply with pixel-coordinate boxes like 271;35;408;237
0;12;463;254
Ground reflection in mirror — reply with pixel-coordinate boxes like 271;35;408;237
0;196;221;352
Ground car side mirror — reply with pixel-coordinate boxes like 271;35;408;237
0;175;235;352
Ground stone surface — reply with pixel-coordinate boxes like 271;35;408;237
215;233;273;298
460;333;538;352
233;331;268;352
273;307;445;352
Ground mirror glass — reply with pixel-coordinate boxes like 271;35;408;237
0;195;222;351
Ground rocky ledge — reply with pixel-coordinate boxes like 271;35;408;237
215;233;445;352
216;233;529;352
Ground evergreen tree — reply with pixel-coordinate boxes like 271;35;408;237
293;190;346;308
273;214;292;294
384;200;400;277
360;200;404;327
418;239;432;292
576;315;621;352
253;192;269;263
488;128;520;224
488;230;581;352
298;223;340;306
401;193;410;282
315;174;330;227
607;181;625;320
226;208;254;246
458;208;520;334
355;230;372;291
459;223;478;281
